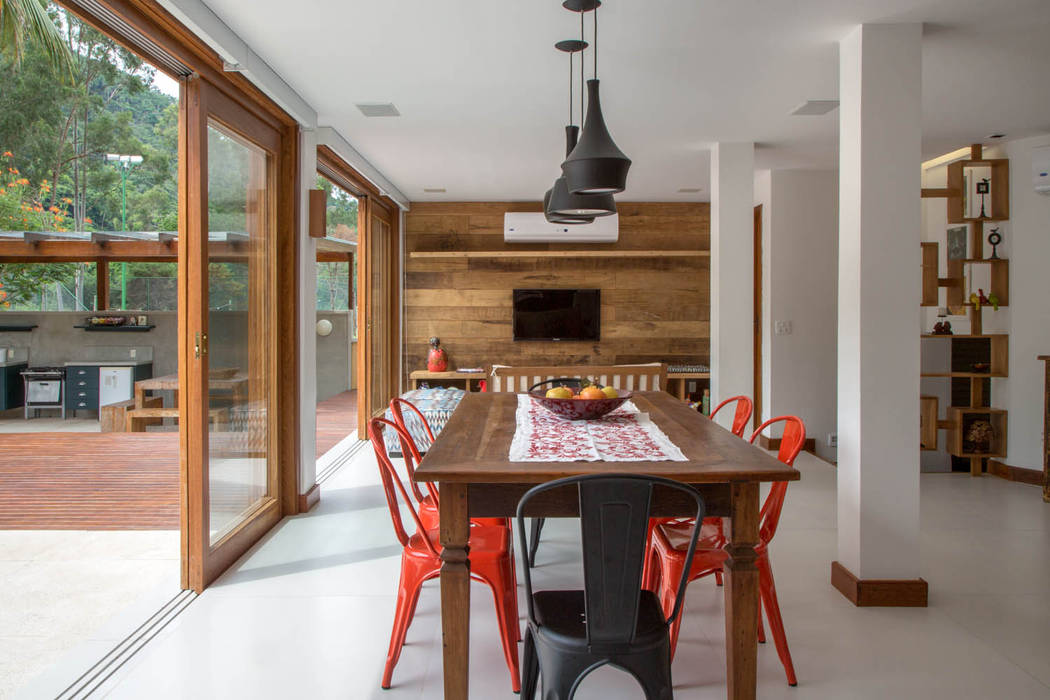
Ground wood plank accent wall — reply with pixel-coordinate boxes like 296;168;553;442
403;202;710;384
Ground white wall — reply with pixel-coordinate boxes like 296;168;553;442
1002;134;1050;470
759;170;839;461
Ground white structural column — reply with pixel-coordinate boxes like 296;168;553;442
298;128;319;499
836;24;925;593
709;142;755;429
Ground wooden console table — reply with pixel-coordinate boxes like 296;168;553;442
409;370;486;391
666;371;711;401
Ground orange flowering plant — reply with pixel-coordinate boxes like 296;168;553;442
0;151;72;232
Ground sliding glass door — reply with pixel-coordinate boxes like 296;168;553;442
181;78;283;591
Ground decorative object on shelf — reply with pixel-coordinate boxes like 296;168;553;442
701;388;711;416
87;315;126;326
426;337;448;372
947;225;968;260
969;291;980;310
987;227;1002;259
987;291;1000;311
137;315;147;326
964;419;994;454
976;178;990;218
545;31;616;222
970;362;990;373
559;0;631;195
932;308;953;335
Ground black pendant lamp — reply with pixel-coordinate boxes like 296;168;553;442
544;187;594;225
547;34;616;219
561;0;631;195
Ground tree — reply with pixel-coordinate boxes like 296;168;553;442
0;0;73;75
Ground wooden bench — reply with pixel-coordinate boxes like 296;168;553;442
101;396;162;432
126;406;227;432
490;363;667;393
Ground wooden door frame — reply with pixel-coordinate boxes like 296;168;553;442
753;204;763;430
317;146;401;438
70;0;305;592
179;76;300;592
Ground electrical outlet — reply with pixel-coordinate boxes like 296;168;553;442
774;320;793;336
129;348;136;358
827;433;837;448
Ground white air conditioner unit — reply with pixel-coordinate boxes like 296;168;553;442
1033;145;1050;196
504;213;619;243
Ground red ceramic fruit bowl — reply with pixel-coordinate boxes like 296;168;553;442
528;378;631;421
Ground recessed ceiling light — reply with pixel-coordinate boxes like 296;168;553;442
790;100;839;116
987;133;1006;139
355;103;400;117
423;187;446;193
677;187;703;193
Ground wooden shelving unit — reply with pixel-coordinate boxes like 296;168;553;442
408;249;708;259
919;144;1010;476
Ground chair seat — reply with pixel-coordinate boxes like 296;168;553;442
406;525;511;561
656;518;725;552
532;589;668;650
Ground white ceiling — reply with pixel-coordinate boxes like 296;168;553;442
200;0;1050;202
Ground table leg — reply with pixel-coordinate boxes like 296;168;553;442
724;481;760;700
440;482;470;700
134;384;145;410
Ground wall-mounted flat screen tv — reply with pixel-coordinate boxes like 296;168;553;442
513;289;600;342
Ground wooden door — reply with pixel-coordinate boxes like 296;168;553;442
180;78;284;591
356;196;399;435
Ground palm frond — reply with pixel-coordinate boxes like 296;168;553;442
0;0;74;76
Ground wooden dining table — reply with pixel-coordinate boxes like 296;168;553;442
413;390;800;699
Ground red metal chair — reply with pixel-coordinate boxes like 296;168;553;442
388;397;507;531
642;396;754;591
367;417;521;692
709;395;754;437
651;415;805;686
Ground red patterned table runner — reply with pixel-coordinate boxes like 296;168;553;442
509;395;687;462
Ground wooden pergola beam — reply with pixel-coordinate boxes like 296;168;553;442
96;258;109;310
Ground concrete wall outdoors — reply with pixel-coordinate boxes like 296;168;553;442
315;310;354;402
0;311;178;374
756;170;839;462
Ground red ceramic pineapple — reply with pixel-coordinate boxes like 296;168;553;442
426;337;448;372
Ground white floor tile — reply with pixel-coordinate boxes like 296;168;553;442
32;448;1050;700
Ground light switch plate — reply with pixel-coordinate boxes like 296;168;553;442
774;320;793;336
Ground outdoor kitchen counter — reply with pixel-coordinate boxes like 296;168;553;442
63;360;154;366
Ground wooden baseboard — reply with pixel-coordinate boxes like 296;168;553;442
298;483;321;513
759;435;817;454
831;561;928;607
987;460;1042;486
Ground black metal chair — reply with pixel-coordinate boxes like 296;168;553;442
517;474;705;700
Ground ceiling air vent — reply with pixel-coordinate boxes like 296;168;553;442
790;100;839;116
355;103;401;117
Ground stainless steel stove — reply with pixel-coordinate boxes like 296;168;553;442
21;366;65;419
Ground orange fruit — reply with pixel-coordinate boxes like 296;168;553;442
577;386;605;400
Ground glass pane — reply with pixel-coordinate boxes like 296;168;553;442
206;122;273;544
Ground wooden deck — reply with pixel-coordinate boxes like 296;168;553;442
0;390;358;530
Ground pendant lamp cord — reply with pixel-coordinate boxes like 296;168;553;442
580;10;585;119
593;5;598;79
568;50;573;126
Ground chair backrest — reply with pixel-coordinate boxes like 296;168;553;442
710;395;754;437
516;474;705;649
367;417;438;556
748;415;806;545
491;363;667;393
388;398;440;505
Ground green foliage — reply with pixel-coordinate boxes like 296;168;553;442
0;0;74;75
316;174;358;240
